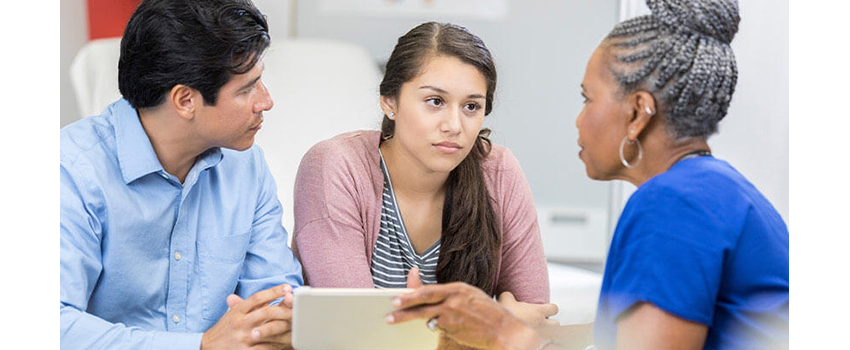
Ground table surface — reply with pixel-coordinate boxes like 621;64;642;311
547;262;603;325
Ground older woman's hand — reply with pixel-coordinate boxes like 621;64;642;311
385;282;550;350
498;291;560;330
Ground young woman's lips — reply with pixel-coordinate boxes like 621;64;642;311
434;142;462;153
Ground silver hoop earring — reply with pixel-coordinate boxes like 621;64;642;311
619;135;643;169
645;106;654;116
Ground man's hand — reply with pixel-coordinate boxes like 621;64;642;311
200;284;295;350
498;291;560;329
385;282;550;350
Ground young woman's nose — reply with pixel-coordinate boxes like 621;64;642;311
440;108;462;134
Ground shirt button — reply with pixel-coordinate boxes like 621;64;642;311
173;314;180;323
174;251;182;261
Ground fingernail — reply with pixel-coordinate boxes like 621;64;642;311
385;314;394;323
252;329;261;340
283;284;292;292
392;298;401;307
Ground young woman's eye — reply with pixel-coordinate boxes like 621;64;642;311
464;103;481;112
426;98;443;107
581;93;590;104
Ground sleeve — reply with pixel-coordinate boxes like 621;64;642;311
60;163;203;350
291;143;375;288
235;148;304;300
604;185;728;326
492;150;550;304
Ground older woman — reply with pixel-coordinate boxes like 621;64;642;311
386;1;789;349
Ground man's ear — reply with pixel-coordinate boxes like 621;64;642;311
169;84;201;121
380;95;397;120
626;91;657;141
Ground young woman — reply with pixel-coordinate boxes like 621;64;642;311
292;22;557;337
386;1;789;349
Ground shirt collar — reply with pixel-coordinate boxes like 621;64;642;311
109;98;223;184
194;147;224;173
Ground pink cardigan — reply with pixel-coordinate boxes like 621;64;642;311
292;130;550;303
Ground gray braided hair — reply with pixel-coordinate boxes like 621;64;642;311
605;0;740;138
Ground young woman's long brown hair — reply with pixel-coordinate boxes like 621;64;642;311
379;22;501;294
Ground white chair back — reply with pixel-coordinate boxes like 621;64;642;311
69;38;123;119
256;40;382;232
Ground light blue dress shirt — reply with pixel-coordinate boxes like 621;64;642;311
60;99;303;349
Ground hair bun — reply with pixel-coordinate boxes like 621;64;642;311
647;0;740;44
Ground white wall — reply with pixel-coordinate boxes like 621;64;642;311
713;0;789;222
251;0;294;39
60;0;88;128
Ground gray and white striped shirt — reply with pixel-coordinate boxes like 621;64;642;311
371;151;441;288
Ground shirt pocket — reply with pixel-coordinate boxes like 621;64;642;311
198;229;252;321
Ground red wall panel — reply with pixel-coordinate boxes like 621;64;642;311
87;0;142;40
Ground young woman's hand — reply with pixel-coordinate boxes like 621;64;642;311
497;291;560;329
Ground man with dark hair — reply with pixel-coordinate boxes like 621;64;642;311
60;0;302;348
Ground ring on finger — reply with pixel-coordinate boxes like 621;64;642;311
427;317;441;332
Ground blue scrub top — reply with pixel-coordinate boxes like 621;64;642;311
594;156;789;349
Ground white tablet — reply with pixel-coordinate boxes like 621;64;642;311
292;287;439;350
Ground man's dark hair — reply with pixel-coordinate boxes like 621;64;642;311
118;0;270;109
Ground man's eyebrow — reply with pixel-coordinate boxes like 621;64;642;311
420;85;485;99
239;75;261;91
238;61;265;91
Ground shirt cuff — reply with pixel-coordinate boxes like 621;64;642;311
151;331;203;350
269;296;287;306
